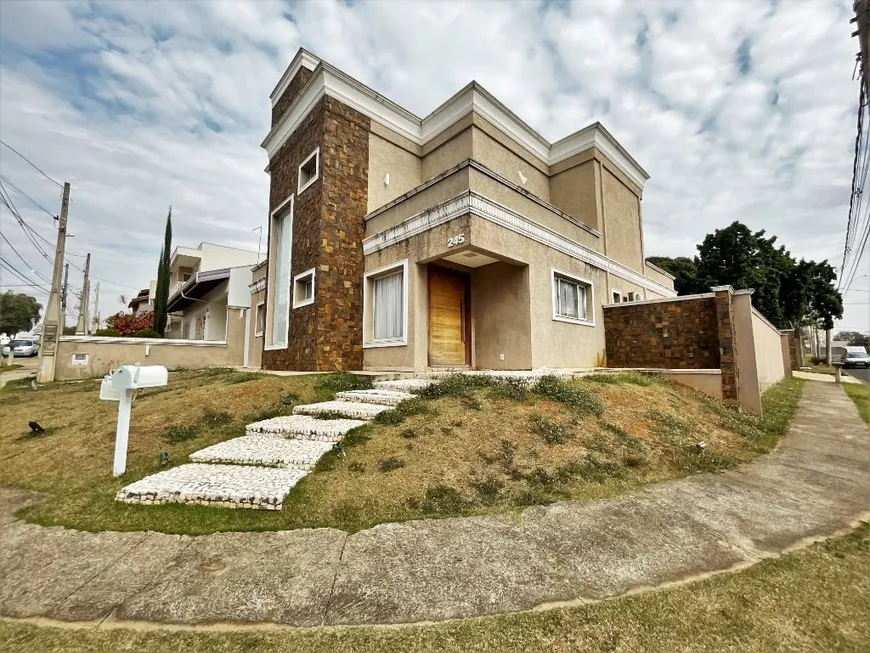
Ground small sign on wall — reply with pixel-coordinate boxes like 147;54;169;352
71;353;89;367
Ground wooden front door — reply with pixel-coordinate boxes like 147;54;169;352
428;267;470;366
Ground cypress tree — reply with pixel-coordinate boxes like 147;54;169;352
153;208;172;336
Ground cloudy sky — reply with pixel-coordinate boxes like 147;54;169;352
0;0;867;334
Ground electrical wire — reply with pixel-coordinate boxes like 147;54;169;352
0;232;53;285
0;174;57;219
0;140;62;188
0;256;50;292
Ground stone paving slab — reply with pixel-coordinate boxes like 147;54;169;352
0;522;147;619
373;378;432;393
190;435;335;470
115;464;308;510
245;414;366;441
334;389;416;406
116;529;347;627
293;400;391;420
50;533;191;622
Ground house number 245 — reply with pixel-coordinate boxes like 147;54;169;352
447;234;466;247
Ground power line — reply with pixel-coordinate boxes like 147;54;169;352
0;232;53;285
0;256;50;292
0;174;57;218
0;139;62;188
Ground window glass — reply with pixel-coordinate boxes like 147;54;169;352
373;270;404;340
271;210;292;346
555;276;587;320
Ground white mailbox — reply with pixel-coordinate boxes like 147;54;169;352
111;365;168;390
99;364;169;477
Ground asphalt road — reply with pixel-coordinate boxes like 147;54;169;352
846;367;870;385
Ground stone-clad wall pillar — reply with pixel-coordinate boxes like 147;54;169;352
712;286;739;407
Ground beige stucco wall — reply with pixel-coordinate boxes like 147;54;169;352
367;132;422;213
751;308;787;391
471;126;550;201
661;370;723;399
550;160;600;231
644;262;676;290
421;126;473;181
365;167;470;237
732;292;762;414
472;262;532;370
601;167;643;273
468;167;602;252
55;307;246;381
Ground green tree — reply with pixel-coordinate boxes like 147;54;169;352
835;331;870;348
645;256;705;295
152;207;172;336
0;292;42;336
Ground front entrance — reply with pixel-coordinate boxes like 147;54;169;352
428;266;470;366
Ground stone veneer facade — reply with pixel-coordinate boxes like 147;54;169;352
603;296;721;370
261;95;370;371
713;288;739;406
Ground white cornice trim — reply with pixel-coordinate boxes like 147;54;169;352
264;56;649;189
270;49;320;103
362;192;676;298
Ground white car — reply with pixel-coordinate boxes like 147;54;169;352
3;339;40;357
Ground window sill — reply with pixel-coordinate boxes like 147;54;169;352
292;298;314;309
254;331;264;338
297;176;318;195
363;339;407;349
552;315;596;327
264;343;288;351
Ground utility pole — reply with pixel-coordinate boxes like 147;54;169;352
92;282;101;332
60;262;69;330
36;182;70;383
75;253;91;335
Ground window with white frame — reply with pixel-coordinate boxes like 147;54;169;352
255;302;266;336
268;196;293;349
297;148;320;194
365;262;407;344
552;270;592;324
293;268;315;308
612;290;622;304
628;291;642;302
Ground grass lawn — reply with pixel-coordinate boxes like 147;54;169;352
843;381;870;424
0;369;805;535
804;363;837;375
2;520;868;652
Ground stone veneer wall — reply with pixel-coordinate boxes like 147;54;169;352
316;97;369;370
713;288;739;406
603;296;721;369
271;67;312;129
262;93;370;372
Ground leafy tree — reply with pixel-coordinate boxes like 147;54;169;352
647;221;842;331
835;331;870;348
645;256;705;295
152;207;172;336
0;292;42;336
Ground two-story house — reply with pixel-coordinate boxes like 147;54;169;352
255;49;675;372
164;242;260;341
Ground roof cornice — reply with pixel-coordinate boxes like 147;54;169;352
264;50;650;189
269;48;320;102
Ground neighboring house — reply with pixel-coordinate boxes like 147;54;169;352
164;243;260;341
257;49;676;372
247;261;267;368
128;288;153;315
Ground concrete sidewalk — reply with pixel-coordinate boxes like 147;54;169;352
0;381;867;628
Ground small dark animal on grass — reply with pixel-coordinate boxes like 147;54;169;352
28;421;44;434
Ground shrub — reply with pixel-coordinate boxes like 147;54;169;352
400;428;418;439
533;375;603;416
374;410;405;425
317;372;372;393
378;457;406;472
583;372;654;386
419;374;492;398
93;328;121;337
810;355;826;366
491;377;530;401
414;484;469;514
348;461;366;473
132;329;161;339
163;424;199;443
530;412;574;445
106;311;154;336
471;477;504;504
200;409;233;428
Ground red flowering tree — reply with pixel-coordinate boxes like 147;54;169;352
106;312;155;336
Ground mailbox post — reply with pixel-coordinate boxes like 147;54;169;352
100;364;168;477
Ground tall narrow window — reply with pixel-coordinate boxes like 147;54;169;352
373;270;404;341
269;198;293;348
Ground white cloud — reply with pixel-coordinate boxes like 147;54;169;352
0;0;866;332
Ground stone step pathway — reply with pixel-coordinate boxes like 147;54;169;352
189;436;335;470
246;415;366;442
292;399;392;420
374;378;434;393
116;385;419;510
335;389;416;406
